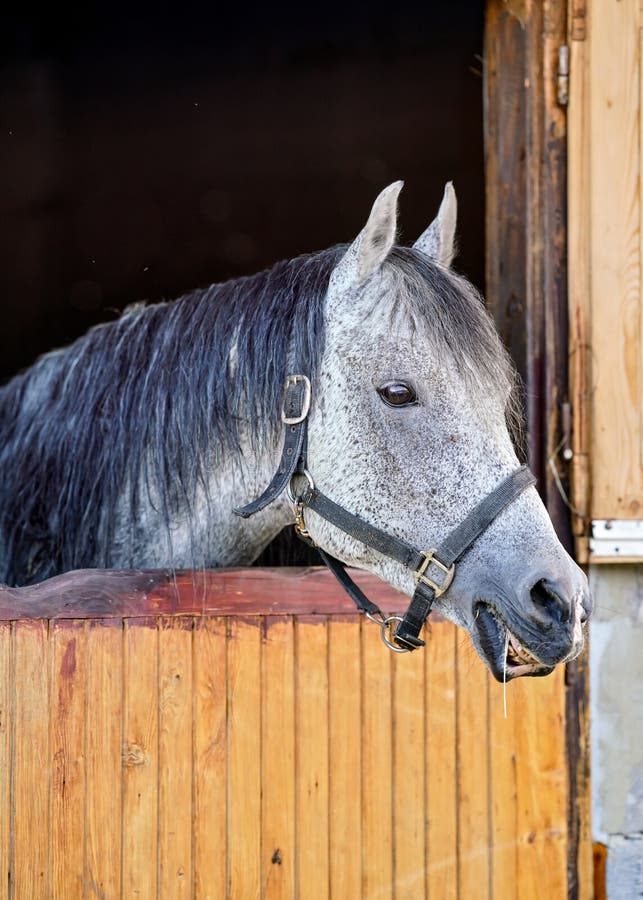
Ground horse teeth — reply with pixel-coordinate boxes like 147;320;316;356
506;631;539;666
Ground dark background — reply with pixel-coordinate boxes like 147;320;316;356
1;1;485;561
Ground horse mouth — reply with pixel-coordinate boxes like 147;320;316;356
473;603;554;681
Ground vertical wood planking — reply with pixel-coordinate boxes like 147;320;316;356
158;616;193;897
392;642;426;899
361;619;393;900
295;616;329;900
589;0;642;518
456;641;490;900
193;616;227;899
11;621;50;899
488;676;518;900
328;616;361;900
0;623;10;900
50;621;87;898
261;617;296;900
227;617;261;899
85;619;123;899
122;618;159;898
515;668;568;900
425;621;457;900
567;13;592;544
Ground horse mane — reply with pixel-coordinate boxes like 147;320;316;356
0;243;522;586
0;246;344;584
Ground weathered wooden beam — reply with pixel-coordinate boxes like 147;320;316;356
0;566;410;620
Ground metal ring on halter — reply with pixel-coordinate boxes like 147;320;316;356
286;468;315;505
380;615;410;653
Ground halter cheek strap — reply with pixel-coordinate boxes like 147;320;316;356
234;374;536;652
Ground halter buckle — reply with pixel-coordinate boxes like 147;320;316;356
281;374;312;425
413;550;455;597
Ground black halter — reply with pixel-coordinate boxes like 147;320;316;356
234;375;535;652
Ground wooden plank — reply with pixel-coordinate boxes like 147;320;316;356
295;616;329;899
514;668;568;900
0;623;10;900
361;618;393;900
50;620;87;898
425;621;457;900
456;640;490;900
392;642;426;899
193;616;227;899
85;619;123;899
122;618;159;898
11;620;50;899
589;0;642;519
567;21;592;545
227;616;261;899
261;617;296;900
158;616;193;897
565;647;593;900
328;615;362;900
488;669;518;900
0;566;409;620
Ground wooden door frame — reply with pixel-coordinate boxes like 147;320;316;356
484;2;591;897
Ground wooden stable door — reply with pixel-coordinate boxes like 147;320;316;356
0;568;573;899
568;0;643;561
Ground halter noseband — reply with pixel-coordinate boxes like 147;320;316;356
234;374;535;653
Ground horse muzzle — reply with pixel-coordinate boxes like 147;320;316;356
471;572;591;681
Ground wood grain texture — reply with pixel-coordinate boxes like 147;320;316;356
12;620;50;899
361;618;393;900
84;619;123;899
456;643;490;900
0;568;579;897
425;622;457;900
295;617;329;900
122;618;159;898
261;617;296;900
158;616;193;897
392;645;426;899
515;668;568;900
488;673;518;900
227;617;261;899
0;566;409;621
328;616;362;900
588;0;643;519
193;616;227;900
0;624;9;900
50;621;86;898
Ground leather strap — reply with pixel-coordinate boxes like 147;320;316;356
300;467;535;649
234;373;536;653
393;466;536;649
233;375;311;518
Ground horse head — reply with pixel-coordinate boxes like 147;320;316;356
299;182;591;680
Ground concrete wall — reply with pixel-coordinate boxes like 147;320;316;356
590;564;643;898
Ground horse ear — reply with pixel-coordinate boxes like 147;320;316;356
413;182;457;267
332;181;403;287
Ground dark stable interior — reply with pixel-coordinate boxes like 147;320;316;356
1;1;484;565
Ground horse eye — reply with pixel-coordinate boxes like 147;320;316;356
377;381;418;408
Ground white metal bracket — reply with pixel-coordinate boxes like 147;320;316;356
590;520;643;561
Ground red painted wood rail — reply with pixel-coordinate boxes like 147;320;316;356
0;565;414;620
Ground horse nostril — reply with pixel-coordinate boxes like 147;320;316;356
529;578;570;624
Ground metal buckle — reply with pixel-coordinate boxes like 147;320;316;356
281;374;312;425
413;550;455;597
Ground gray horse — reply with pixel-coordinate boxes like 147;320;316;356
0;182;590;678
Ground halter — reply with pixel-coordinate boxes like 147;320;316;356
234;374;535;653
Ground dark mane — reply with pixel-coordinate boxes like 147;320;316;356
0;246;344;584
0;242;522;586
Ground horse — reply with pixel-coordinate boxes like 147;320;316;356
0;181;591;678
